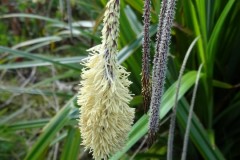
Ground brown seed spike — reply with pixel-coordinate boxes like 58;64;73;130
142;0;152;113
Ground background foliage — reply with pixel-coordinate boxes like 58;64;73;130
0;0;239;159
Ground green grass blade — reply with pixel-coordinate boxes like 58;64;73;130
124;6;142;35
0;85;73;97
189;1;206;64
0;56;84;70
0;13;63;24
0;46;81;71
124;0;143;14
24;96;76;160
207;0;235;69
60;127;81;160
212;80;233;89
12;36;62;50
8;119;50;130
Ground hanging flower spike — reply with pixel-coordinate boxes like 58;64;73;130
142;0;152;113
77;0;135;159
148;0;176;146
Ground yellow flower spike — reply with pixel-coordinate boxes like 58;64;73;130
77;0;135;159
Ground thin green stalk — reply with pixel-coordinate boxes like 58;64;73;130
181;64;203;160
167;37;199;160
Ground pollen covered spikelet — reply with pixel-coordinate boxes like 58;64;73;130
77;0;135;159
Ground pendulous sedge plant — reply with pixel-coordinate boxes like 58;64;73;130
77;0;135;159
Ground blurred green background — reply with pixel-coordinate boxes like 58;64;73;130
0;0;240;159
